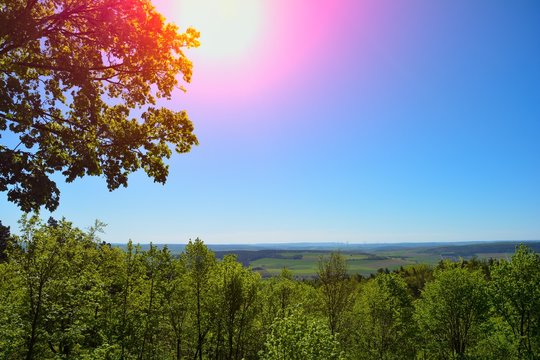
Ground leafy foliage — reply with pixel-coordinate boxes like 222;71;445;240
259;308;344;360
317;252;352;336
353;273;416;359
0;0;199;211
490;245;540;359
2;215;108;358
415;266;490;359
0;220;12;262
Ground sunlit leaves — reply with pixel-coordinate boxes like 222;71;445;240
0;0;200;211
490;245;540;358
353;273;416;359
415;267;490;358
260;308;345;360
317;252;352;336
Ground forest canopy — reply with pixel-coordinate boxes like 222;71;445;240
0;216;538;359
0;0;199;212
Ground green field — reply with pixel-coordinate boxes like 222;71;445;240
241;242;540;278
250;251;418;277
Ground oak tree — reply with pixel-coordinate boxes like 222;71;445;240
6;215;105;359
491;245;540;359
354;273;416;359
0;0;199;211
317;252;352;336
182;238;216;360
415;267;489;359
211;254;260;360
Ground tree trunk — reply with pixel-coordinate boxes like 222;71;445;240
26;281;44;360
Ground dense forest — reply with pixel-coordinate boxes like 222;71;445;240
0;216;539;359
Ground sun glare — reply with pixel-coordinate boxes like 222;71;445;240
151;0;346;103
165;0;264;65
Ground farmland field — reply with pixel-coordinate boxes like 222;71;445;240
215;241;540;278
250;251;419;277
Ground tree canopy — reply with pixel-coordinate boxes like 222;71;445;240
0;216;538;359
491;245;540;358
415;266;490;358
0;0;200;211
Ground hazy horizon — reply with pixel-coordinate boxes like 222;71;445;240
109;239;540;246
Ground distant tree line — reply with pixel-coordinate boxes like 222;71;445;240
0;216;539;359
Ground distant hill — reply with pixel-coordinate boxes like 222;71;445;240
418;241;540;257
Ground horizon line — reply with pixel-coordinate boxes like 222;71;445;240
108;239;540;246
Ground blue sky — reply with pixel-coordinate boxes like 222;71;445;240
1;0;539;244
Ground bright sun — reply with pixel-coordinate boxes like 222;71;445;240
152;0;344;102
160;0;265;65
